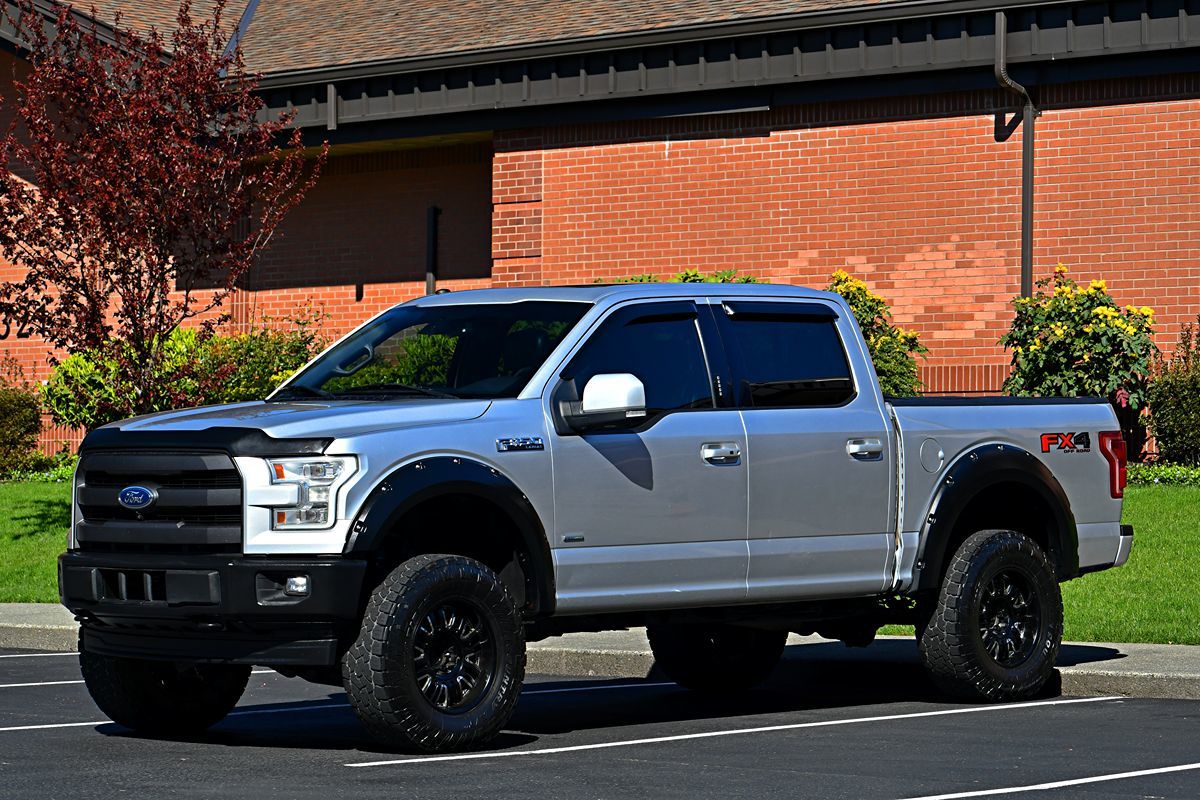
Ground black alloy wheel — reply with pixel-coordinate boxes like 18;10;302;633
977;568;1042;668
412;600;498;713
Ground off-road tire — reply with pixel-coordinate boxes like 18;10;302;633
919;529;1063;701
79;643;250;734
647;623;786;692
342;554;525;752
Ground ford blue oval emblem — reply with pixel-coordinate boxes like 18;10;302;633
117;485;157;510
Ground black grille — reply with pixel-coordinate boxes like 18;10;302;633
77;541;239;556
76;450;243;555
79;506;242;525
83;470;241;489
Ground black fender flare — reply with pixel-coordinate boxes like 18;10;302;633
914;443;1079;591
344;457;555;616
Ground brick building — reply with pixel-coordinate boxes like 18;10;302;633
2;0;1199;449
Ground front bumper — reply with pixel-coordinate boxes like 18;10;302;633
59;551;368;665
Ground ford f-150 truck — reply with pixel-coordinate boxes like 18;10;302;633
60;283;1133;752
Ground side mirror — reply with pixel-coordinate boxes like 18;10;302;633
562;373;646;432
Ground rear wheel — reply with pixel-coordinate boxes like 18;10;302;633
647;623;786;692
342;554;525;752
919;529;1062;701
79;644;250;734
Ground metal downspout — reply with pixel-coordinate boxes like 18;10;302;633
994;10;1039;298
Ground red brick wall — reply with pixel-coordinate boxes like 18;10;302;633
491;84;1200;394
246;142;494;336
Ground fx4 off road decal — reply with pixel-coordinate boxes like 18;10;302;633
1041;432;1091;453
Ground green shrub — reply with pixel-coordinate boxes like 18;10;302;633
200;314;326;404
0;382;42;474
827;270;926;397
6;451;77;483
605;268;759;284
41;349;121;431
1147;317;1200;465
1001;265;1156;408
1127;462;1200;486
41;330;203;431
43;315;327;430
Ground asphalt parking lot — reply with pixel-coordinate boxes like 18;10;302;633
2;646;1199;800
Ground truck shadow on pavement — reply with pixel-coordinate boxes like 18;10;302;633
93;639;1126;755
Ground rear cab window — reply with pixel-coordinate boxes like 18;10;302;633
715;300;856;408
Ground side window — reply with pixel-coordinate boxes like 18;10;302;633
567;307;714;416
722;305;855;408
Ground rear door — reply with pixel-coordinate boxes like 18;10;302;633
711;298;894;600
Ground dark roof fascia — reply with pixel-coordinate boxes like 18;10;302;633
255;0;1084;89
0;0;125;55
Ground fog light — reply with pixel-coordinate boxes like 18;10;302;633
284;576;310;596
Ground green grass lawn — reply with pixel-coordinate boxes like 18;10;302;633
0;481;70;603
1061;484;1200;645
0;482;1197;643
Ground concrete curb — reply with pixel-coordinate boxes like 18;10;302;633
526;647;653;680
1059;670;1200;701
0;624;77;653
6;613;1199;702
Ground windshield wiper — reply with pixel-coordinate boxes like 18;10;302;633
270;385;333;401
331;383;459;400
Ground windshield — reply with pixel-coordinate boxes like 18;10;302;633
272;300;590;401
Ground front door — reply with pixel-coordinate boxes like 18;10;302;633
548;300;748;613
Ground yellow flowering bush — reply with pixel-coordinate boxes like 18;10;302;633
1001;265;1156;410
828;270;926;396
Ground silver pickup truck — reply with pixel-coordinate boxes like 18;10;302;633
59;283;1133;752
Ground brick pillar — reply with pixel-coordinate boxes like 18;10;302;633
492;130;544;286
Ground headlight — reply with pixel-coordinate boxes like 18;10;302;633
265;456;356;530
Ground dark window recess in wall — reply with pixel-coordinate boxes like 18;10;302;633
243;142;493;292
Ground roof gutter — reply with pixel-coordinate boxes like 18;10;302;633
256;0;1096;88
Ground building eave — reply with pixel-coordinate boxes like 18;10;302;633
256;0;1200;139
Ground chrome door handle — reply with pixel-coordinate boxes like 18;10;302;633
846;438;884;460
702;442;742;465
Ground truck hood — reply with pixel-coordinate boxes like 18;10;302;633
105;399;492;440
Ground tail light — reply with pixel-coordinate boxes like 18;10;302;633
1098;431;1127;499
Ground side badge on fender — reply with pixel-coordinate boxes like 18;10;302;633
496;437;545;452
1040;432;1091;453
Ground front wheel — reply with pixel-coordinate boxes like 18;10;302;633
342;554;525;752
647;623;786;692
79;645;250;734
919;529;1063;701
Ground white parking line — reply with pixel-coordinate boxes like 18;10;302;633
0;653;76;660
0;700;350;732
0;669;273;690
524;681;675;696
0;679;84;689
899;761;1200;799
0;720;104;732
344;696;1123;768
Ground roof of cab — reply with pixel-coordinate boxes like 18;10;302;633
407;282;843;307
